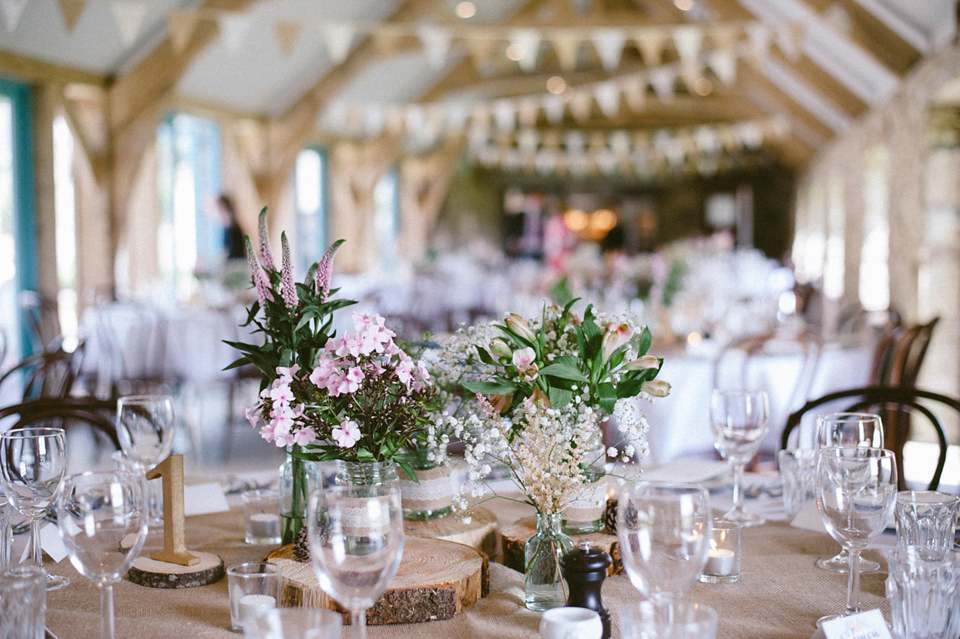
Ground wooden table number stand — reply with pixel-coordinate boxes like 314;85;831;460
127;454;225;588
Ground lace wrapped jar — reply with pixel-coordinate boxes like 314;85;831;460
562;435;608;535
335;459;398;497
397;447;453;521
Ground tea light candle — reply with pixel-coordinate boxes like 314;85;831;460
248;513;280;539
238;593;276;624
705;547;735;576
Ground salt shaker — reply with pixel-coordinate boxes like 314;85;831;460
559;541;611;639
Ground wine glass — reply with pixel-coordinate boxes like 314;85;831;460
709;389;770;526
116;395;175;528
815;447;897;623
815;412;884;573
0;427;69;590
616;482;712;614
57;470;148;639
307;484;404;639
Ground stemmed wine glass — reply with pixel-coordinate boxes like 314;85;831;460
0;427;69;590
116;395;175;529
57;470;149;639
815;412;884;573
616;482;712;614
307;484;404;639
710;390;770;526
815;447;897;623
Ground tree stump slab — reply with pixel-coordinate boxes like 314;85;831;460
127;551;224;589
404;506;498;560
500;517;623;577
266;537;488;625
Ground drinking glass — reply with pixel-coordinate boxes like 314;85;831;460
815;412;884;573
621;600;718;639
616;482;711;614
0;427;69;590
709;389;769;526
116;395;175;528
307;484;404;639
57;470;148;639
815;447;897;622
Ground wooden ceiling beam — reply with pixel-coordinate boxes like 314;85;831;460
738;64;835;144
0;49;107;87
766;49;868;117
833;0;923;75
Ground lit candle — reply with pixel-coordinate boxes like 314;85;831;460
238;593;276;624
248;513;281;540
704;539;735;576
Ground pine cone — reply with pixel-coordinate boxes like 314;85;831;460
603;498;617;534
292;525;310;563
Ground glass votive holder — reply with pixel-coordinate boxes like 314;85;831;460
885;547;960;639
777;448;816;521
621;601;717;639
242;489;282;545
0;566;47;639
243;607;343;639
700;519;740;583
895;490;960;560
226;562;281;633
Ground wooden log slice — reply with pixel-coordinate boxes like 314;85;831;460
127;551;224;589
265;537;488;625
500;517;623;577
404;506;498;560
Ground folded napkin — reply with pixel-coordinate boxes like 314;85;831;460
640;459;730;485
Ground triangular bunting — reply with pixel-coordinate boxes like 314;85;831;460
707;50;737;86
57;0;85;33
568;91;592;122
0;0;29;33
111;1;150;47
218;12;253;53
322;23;355;64
273;20;301;56
635;30;667;67
510;29;541;72
672;26;703;66
417;23;451;69
591;28;626;72
679;63;703;94
648;67;676;103
594;82;620;119
552;34;581;70
493;100;516;131
542;95;565;124
167;9;199;53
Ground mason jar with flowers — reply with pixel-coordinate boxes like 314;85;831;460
436;300;669;610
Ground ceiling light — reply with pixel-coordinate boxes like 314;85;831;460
546;76;567;95
693;78;713;96
455;1;476;19
505;43;524;62
674;0;695;10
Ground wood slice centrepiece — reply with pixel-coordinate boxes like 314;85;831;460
127;551;224;589
404;506;498;560
500;517;623;576
266;537;489;625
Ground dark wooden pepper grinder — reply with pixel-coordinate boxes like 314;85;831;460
559;541;611;639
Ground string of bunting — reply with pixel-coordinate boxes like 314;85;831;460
1;0;803;70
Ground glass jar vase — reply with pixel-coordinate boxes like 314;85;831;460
563;436;608;534
525;512;573;611
397;448;453;521
278;451;320;545
335;459;398;496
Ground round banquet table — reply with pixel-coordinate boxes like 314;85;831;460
43;487;893;639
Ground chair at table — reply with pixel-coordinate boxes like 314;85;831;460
869;316;939;388
19;290;62;354
0;396;121;450
0;341;86;400
780;386;953;491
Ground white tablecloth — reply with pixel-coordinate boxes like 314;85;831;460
641;344;873;464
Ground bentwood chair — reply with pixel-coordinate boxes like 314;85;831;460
781;386;954;491
0;396;121;450
0;341;86;401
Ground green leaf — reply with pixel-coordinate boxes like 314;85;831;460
462;380;518;395
635;326;652;355
539;358;587;382
475;347;497;366
546;385;573;408
616;379;643;398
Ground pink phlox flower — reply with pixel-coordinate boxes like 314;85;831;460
269;381;294;405
275;365;300;383
334;368;363;395
346;366;365;387
367;360;387;377
332;420;362;448
257;208;276;272
395;358;415;389
291;426;317;447
242;405;260;428
416;361;430;381
259;387;272;401
309;358;338;389
280;233;298;309
334;334;363;358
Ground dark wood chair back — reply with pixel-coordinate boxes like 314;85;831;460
0;341;85;400
780;386;953;491
0;397;120;449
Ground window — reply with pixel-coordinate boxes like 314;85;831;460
860;145;890;312
373;168;399;271
293;148;327;271
156;113;222;301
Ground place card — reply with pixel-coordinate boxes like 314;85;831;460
183;482;230;517
820;609;892;639
20;522;69;564
790;499;826;533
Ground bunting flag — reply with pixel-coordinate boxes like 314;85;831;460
648;67;677;103
0;0;29;33
542;95;565;124
707;50;737;86
493;100;516;131
417;23;451;69
635;30;667;67
167;9;199;53
111;1;150;47
551;34;580;70
672;26;703;66
273;20;301;56
217;12;253;53
594;81;621;119
591;28;626;72
57;0;85;33
510;28;541;72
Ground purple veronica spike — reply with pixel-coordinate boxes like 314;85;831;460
280;232;298;309
245;236;272;309
257;208;276;272
316;239;345;299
